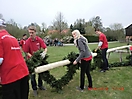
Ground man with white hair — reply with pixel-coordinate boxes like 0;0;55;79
0;19;29;99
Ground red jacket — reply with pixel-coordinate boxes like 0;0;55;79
0;30;29;84
99;33;108;49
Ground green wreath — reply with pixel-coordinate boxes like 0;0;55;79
26;49;131;93
91;49;131;69
26;50;79;92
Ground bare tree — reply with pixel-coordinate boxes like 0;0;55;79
52;12;68;33
109;23;123;30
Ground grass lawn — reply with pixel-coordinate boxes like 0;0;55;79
28;42;132;99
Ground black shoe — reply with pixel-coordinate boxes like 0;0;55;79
100;69;106;72
105;67;110;70
105;68;109;71
39;86;46;90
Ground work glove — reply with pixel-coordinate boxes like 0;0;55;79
40;51;46;59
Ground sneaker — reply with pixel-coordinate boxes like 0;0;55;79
88;87;93;91
76;87;84;92
100;69;106;72
33;90;37;96
39;86;46;90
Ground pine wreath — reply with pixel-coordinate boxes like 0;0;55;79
91;49;131;68
25;49;131;93
26;50;79;92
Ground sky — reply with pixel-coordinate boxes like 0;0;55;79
0;0;132;28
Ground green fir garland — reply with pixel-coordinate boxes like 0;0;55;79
26;51;79;92
26;49;131;93
91;49;131;68
0;49;131;97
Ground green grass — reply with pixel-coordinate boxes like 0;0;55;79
28;42;132;99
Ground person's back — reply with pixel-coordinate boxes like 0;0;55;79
0;19;29;99
0;29;29;84
76;37;92;62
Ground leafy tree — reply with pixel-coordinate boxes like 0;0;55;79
85;25;95;35
73;19;86;34
104;27;117;41
70;24;73;32
41;22;47;33
90;16;103;30
104;23;125;41
6;19;28;39
109;23;125;41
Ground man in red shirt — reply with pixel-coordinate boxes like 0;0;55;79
95;28;109;72
24;25;47;96
0;19;29;99
20;34;27;52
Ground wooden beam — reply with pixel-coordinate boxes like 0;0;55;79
34;45;131;73
35;59;70;73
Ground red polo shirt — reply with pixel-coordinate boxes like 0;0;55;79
99;33;108;49
24;36;47;55
0;30;29;84
20;39;26;51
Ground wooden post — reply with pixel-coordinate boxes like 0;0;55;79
34;45;131;74
35;59;71;73
34;52;97;74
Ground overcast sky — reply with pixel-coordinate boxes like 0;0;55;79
1;0;132;28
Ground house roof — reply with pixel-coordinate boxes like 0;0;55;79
125;24;132;29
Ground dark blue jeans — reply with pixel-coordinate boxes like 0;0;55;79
31;74;43;90
101;48;109;70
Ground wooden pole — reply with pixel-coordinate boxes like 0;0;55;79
35;59;70;73
34;52;97;73
34;45;131;74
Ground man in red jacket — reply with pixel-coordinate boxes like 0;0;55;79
95;28;109;72
24;25;47;96
20;33;27;52
0;19;29;99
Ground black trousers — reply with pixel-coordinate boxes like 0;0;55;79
80;59;92;89
31;74;43;90
2;75;29;99
101;48;109;70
